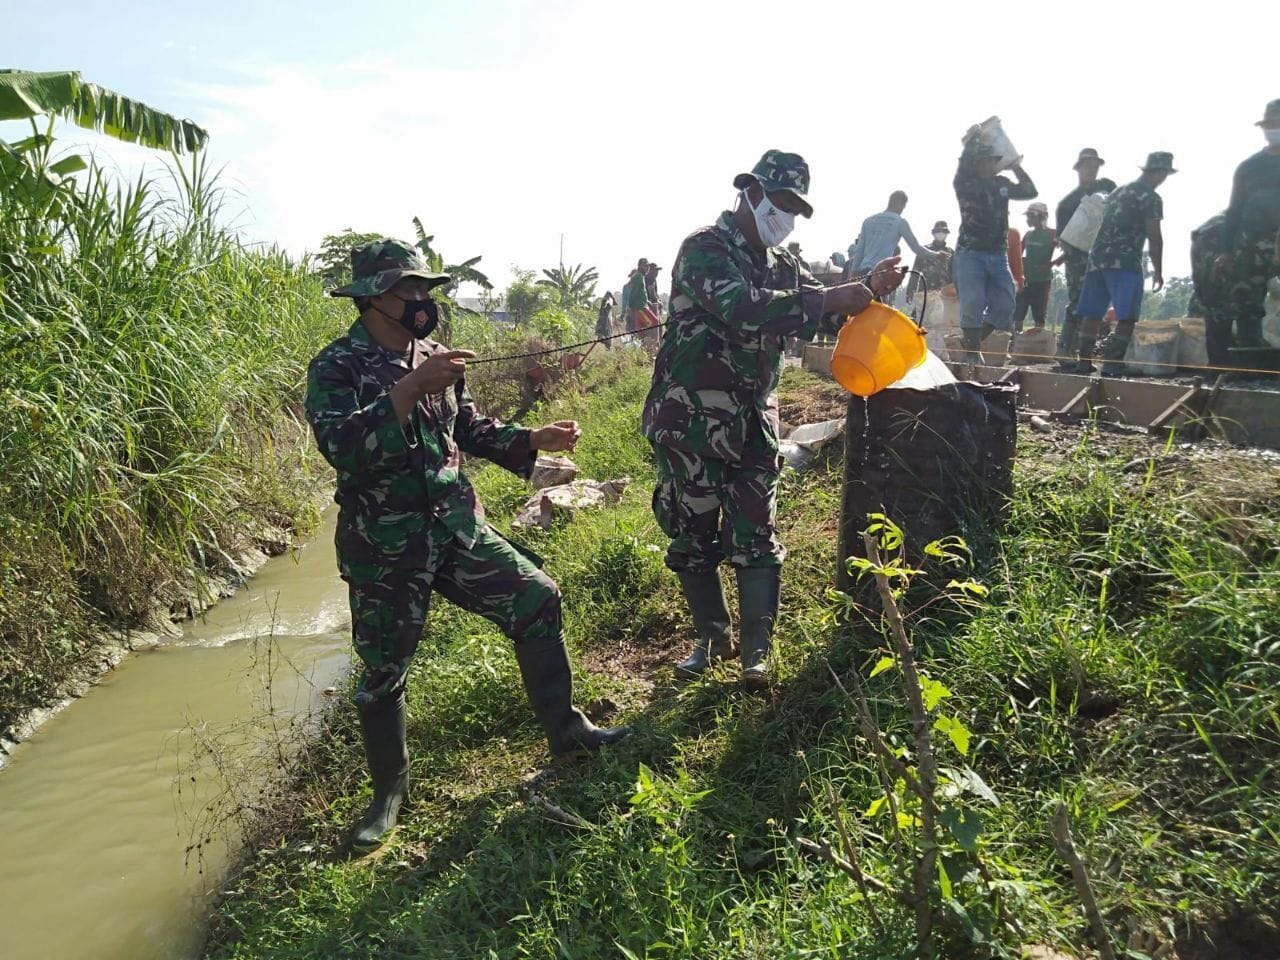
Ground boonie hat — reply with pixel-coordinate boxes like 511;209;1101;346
1141;151;1178;174
1073;147;1105;169
329;238;450;299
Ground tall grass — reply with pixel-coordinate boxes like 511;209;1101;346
204;361;1279;959
0;153;348;727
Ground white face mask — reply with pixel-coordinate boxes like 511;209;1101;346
932;231;948;242
743;188;796;247
1266;128;1280;147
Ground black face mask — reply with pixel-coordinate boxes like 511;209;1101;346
377;296;440;337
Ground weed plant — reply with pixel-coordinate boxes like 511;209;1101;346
0;155;348;729
204;360;1278;958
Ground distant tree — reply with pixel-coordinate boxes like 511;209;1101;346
410;216;492;339
536;262;599;307
505;268;550;325
1142;276;1195;320
313;229;384;288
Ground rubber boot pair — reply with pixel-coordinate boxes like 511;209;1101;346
674;567;781;691
515;635;631;757
351;690;410;853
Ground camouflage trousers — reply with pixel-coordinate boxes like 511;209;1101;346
1223;235;1280;335
341;523;560;705
651;444;785;574
1062;247;1090;328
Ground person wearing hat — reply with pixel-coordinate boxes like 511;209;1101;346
1190;212;1235;367
904;220;955;357
952;125;1039;363
1053;148;1117;368
305;239;630;853
1213;99;1280;351
1071;152;1176;375
1009;202;1056;355
643;150;903;689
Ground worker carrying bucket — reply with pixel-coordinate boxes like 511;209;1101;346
642;149;905;690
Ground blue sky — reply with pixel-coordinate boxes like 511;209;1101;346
4;0;1276;292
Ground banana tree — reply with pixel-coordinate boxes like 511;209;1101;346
410;215;492;339
1;69;207;214
537;262;599;307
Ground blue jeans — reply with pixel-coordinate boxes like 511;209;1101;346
954;249;1016;331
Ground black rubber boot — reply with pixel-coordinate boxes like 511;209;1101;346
736;566;781;692
1055;318;1080;369
515;636;631;756
959;327;984;364
1099;335;1130;376
351;691;409;853
674;570;736;679
1073;335;1097;374
1235;315;1272;349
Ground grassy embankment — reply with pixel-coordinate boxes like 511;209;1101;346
0;161;348;734
205;355;1279;959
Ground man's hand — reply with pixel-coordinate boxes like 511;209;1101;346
866;255;905;297
823;283;874;317
531;420;581;452
411;350;476;394
1152;274;1165;293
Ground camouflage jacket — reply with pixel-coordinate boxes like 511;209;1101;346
905;241;953;299
953;138;1038;253
1088;179;1162;273
1222;148;1280;251
643;210;828;468
1191;213;1229;308
305;320;534;569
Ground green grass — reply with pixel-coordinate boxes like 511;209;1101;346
0;156;348;730
203;361;1280;959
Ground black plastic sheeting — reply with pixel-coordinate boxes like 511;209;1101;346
836;382;1019;592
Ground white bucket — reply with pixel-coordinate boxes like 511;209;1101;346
973;116;1022;172
1060;191;1110;253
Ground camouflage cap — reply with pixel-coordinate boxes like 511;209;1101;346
1257;99;1280;127
732;150;814;218
329;238;451;299
1141;151;1178;174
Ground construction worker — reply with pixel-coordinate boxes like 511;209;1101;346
1054;148;1116;368
846;190;941;280
1214;99;1280;351
596;290;616;349
643;150;903;689
904;220;954;357
625;259;659;346
305;239;629;853
1073;152;1175;375
953;125;1038;363
1009;202;1056;358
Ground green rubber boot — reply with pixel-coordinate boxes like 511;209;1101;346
674;570;737;679
516;635;631;757
1054;318;1080;369
737;566;782;692
351;691;410;853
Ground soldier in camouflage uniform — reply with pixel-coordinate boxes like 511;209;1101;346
1053;148;1116;367
306;239;628;852
643;150;903;689
1213;99;1280;351
1072;152;1175;375
1190;213;1232;366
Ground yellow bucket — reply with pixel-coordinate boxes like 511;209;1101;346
829;302;927;397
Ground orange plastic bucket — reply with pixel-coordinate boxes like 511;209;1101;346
829;302;927;397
